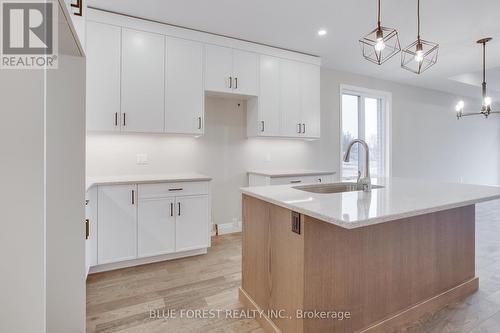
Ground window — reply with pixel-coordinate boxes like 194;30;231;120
340;86;390;180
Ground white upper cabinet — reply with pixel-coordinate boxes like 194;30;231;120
300;63;321;138
121;28;165;133
280;59;301;137
232;50;259;96
257;55;281;136
248;55;321;138
165;37;204;134
205;45;258;96
86;21;121;131
86;9;320;138
205;45;233;94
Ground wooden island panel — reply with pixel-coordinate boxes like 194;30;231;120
240;195;478;333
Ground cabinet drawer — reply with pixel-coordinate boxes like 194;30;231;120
138;181;209;199
270;175;333;185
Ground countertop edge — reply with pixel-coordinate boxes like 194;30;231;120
241;190;500;229
87;176;212;192
247;170;337;177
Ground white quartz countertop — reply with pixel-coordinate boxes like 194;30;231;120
241;177;500;229
86;173;211;191
247;169;336;177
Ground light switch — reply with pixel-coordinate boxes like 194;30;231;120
136;153;148;165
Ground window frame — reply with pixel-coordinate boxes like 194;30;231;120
339;84;392;180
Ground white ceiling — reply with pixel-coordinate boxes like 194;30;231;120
87;0;500;99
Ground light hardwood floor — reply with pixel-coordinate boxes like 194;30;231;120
87;200;500;333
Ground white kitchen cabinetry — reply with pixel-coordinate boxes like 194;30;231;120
175;195;209;251
88;178;211;273
299;63;321;138
86;21;121;131
165;37;204;134
85;187;98;277
252;55;281;136
232;50;259;96
280;59;302;137
205;45;258;96
138;197;176;257
248;171;336;186
247;55;321;138
97;184;138;264
121;28;165;133
87;9;320;138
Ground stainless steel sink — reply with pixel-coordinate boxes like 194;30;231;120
293;182;384;194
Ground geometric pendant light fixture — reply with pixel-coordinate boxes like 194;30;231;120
456;38;498;119
359;0;401;65
401;0;439;74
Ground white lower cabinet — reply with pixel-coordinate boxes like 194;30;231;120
97;184;138;264
175;195;209;252
138;197;176;257
91;180;211;272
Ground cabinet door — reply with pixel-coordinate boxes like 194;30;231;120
205;44;233;93
165;37;204;134
300;63;321;138
138;197;176;257
259;55;281;136
280;59;301;137
86;21;121;131
121;29;165;133
232;50;258;96
97;185;137;264
175;196;209;252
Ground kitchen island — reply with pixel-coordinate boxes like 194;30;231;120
240;178;500;333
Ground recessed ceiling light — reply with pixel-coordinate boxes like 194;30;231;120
317;29;327;36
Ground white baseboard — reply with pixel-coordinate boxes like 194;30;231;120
215;221;242;235
88;248;207;274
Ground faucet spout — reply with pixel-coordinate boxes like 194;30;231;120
343;139;372;192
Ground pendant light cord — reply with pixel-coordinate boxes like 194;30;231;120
377;0;381;27
417;0;421;41
482;41;486;97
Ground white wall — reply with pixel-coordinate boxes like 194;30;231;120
0;68;46;333
87;68;500;226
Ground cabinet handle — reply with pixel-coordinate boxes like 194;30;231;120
229;76;232;89
71;0;83;16
318;178;322;183
85;219;89;240
170;203;173;217
235;77;238;89
178;202;181;216
290;180;302;184
114;112;118;126
168;188;183;191
198;116;202;130
131;190;135;205
123;113;126;126
261;120;265;132
302;123;306;134
297;123;302;133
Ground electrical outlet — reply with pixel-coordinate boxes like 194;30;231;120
136;153;148;165
291;212;301;234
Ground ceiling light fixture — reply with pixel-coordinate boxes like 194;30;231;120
456;38;498;119
317;29;327;36
359;0;401;65
401;0;439;74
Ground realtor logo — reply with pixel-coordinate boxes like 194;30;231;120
1;0;58;69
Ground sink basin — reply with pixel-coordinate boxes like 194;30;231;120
293;182;384;194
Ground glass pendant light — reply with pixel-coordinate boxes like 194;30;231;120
359;0;401;65
401;0;439;74
456;38;499;119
